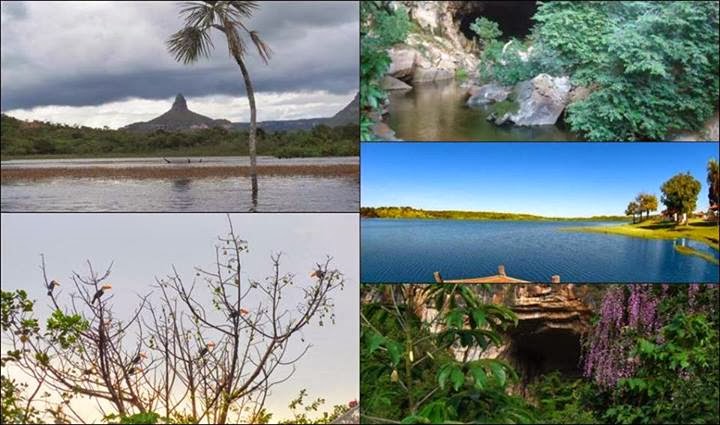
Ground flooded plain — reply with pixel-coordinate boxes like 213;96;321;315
1;156;359;212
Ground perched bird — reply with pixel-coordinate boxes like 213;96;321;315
131;352;147;364
47;280;60;296
310;266;325;280
229;308;250;319
198;341;216;358
92;284;112;304
127;366;143;376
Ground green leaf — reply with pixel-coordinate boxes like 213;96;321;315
450;366;465;391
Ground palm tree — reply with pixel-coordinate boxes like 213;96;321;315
167;1;271;199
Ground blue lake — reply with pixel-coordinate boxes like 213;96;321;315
361;219;719;283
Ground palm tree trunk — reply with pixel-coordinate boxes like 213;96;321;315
234;55;259;200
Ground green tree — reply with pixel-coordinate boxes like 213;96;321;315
635;193;658;221
707;158;719;208
661;172;701;224
625;201;640;224
533;1;719;140
167;1;272;197
470;17;501;47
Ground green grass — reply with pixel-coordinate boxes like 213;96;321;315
567;218;720;251
675;245;720;265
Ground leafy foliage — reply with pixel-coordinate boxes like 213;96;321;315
0;114;358;159
361;285;534;424
660;172;702;215
470;17;501;46
528;372;599;424
532;1;719;140
360;1;410;141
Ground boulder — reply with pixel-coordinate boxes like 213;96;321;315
381;75;413;91
507;74;571;126
387;47;418;79
411;67;453;84
466;83;512;106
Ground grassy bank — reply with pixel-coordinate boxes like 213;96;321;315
567;219;720;262
675;245;720;265
1;164;359;181
360;206;628;222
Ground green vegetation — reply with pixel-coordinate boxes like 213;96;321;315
469;17;501;47
360;1;410;141
675;244;720;265
532;1;719;140
0;114;358;159
661;172;702;222
361;285;534;424
360;206;627;222
362;284;720;424
568;219;719;250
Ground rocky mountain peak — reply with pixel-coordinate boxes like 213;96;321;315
172;93;188;111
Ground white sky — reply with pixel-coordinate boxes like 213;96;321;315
0;213;359;422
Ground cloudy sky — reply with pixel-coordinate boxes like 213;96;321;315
1;213;358;421
1;1;358;128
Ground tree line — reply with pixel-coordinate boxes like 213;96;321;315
0;114;358;159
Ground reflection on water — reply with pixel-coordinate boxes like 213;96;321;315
1;176;358;212
1;156;359;169
387;81;579;141
361;219;718;283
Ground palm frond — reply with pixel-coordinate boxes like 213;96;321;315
166;26;214;64
179;1;217;28
249;30;272;64
228;1;259;18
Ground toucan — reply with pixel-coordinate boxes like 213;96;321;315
310;265;325;280
131;352;147;364
92;284;112;304
229;308;250;319
47;280;60;296
198;341;216;358
128;366;143;375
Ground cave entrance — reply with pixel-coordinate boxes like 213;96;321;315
508;327;583;386
456;1;538;41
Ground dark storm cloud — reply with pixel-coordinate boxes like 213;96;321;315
0;1;358;110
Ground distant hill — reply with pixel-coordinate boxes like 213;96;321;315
122;94;232;132
122;93;358;133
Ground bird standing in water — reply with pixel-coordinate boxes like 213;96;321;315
92;284;112;304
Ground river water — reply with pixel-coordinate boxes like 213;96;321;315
386;81;579;141
1;156;359;212
361;219;719;283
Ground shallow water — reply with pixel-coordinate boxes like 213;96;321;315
1;176;359;212
1;156;359;169
386;81;579;141
361;219;718;283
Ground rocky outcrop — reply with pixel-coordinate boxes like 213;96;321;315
466;83;512;106
381;75;413;91
489;74;571;126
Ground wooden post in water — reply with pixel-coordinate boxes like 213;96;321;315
433;271;444;283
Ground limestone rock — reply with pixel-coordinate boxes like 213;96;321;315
387;46;418;79
381;75;413;91
507;74;571;126
466;83;512;106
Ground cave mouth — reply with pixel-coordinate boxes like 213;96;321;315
508;328;583;383
456;1;538;41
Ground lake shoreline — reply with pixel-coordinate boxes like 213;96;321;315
1;164;359;182
564;220;719;250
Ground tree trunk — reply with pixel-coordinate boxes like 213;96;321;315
234;55;259;202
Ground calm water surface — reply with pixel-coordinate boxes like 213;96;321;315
361;219;719;283
387;81;579;141
1;156;358;212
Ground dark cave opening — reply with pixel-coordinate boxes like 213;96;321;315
457;1;538;41
509;328;583;384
